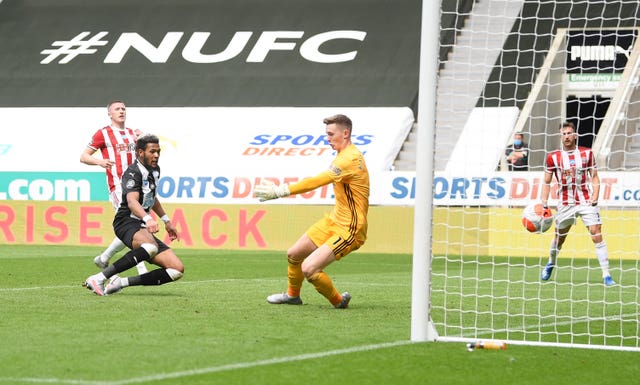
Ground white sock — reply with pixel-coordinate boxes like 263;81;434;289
100;237;126;263
548;239;560;265
595;241;610;277
136;262;148;275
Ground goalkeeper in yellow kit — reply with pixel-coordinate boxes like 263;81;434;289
255;114;369;308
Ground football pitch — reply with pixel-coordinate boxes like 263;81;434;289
0;245;638;385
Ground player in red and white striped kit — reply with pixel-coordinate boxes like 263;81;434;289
539;121;614;286
80;100;148;275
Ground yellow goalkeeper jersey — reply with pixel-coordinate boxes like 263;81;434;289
289;143;370;234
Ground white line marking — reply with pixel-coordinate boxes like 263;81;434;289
0;340;413;385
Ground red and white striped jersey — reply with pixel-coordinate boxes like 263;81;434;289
87;126;138;192
545;146;595;206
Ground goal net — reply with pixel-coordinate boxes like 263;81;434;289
424;0;640;351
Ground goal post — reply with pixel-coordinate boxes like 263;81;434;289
410;0;440;342
416;0;640;352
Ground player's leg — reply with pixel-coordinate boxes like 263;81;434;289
542;206;574;281
134;261;149;275
266;233;316;305
94;236;127;268
95;190;148;274
85;240;156;295
267;217;334;305
85;219;156;295
287;234;318;295
551;226;571;263
106;241;184;295
95;240;149;275
302;224;362;308
94;191;127;268
589;224;612;283
302;244;344;307
582;206;613;285
541;226;570;280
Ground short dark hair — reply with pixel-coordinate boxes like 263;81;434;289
136;134;159;152
560;121;576;131
323;114;352;131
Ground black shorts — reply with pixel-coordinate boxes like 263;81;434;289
113;215;170;255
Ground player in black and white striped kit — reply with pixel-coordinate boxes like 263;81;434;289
84;134;184;296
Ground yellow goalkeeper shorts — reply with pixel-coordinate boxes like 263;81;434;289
305;216;367;260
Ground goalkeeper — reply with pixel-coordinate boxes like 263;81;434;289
255;114;369;309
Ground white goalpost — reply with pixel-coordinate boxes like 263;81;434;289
413;0;640;352
410;0;440;342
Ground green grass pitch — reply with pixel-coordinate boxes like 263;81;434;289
0;245;638;385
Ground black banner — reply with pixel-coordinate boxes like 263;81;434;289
566;29;637;73
0;0;420;107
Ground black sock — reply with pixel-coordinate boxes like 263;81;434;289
128;268;172;286
103;247;151;278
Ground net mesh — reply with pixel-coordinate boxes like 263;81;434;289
430;0;640;351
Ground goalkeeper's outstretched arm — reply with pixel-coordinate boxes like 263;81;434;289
254;172;333;202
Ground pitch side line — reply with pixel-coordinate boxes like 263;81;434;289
0;340;413;385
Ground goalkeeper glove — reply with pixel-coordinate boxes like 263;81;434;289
255;180;290;202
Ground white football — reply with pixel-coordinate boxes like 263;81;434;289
521;203;554;233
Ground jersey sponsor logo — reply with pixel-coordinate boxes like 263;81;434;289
115;142;135;152
41;30;367;65
142;192;155;209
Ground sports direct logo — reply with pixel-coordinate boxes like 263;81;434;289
40;30;367;64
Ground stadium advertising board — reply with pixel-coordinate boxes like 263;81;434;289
1;106;639;207
0;201;415;253
384;171;640;207
566;29;637;74
1;171;638;208
1;200;636;257
0;107;412;175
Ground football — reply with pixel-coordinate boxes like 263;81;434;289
521;202;554;233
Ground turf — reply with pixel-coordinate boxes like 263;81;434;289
0;245;638;385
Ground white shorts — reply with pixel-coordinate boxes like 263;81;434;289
109;186;123;212
555;204;602;230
